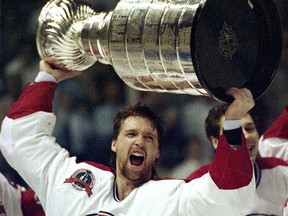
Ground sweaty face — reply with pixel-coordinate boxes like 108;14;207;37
111;116;160;184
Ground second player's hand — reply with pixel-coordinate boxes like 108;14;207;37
225;87;255;120
39;60;81;82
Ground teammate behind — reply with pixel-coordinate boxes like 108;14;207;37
187;103;288;215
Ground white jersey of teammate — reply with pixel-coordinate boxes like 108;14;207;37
0;172;45;216
0;73;256;216
258;106;288;216
259;106;288;162
0;172;24;216
187;156;288;215
251;158;288;216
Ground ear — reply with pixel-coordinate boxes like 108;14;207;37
210;136;219;149
156;150;160;159
111;139;117;152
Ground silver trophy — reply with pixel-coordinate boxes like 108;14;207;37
36;0;282;102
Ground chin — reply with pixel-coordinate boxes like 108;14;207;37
250;155;257;162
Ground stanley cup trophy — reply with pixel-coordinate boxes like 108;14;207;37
36;0;283;102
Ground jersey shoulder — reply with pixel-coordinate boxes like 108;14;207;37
256;157;288;170
185;164;210;182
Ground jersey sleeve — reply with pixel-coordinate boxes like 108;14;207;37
0;81;71;211
258;106;288;161
179;130;255;215
209;132;253;189
186;128;253;189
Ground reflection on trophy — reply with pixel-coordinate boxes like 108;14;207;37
36;0;282;102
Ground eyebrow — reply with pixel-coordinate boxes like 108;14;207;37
243;122;255;127
125;129;157;137
144;132;157;138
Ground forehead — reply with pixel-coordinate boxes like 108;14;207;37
121;116;157;133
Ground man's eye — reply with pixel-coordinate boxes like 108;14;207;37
245;127;255;132
145;136;154;141
127;133;135;137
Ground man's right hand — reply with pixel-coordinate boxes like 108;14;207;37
39;60;81;82
225;87;255;120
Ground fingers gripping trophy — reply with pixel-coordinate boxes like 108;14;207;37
36;0;282;102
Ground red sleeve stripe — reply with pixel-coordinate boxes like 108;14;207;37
209;133;253;189
262;107;288;140
257;157;288;169
185;164;210;182
84;161;115;174
7;82;57;119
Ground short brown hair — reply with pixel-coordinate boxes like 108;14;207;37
205;104;228;140
112;102;164;148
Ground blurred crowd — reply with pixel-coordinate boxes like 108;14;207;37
0;0;288;186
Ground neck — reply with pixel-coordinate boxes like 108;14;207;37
115;178;136;200
253;160;261;188
115;171;151;200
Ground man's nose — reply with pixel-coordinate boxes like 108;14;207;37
134;135;145;146
243;130;252;140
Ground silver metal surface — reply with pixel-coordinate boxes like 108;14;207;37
37;0;209;96
36;0;282;101
37;0;98;71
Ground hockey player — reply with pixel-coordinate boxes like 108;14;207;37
0;60;256;215
187;103;288;215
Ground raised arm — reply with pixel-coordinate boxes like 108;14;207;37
181;87;256;215
0;61;81;210
210;87;255;189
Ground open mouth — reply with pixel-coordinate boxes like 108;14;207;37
130;152;144;166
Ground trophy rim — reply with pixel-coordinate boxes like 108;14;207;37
191;0;283;103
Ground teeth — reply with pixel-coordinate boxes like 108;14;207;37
132;152;144;157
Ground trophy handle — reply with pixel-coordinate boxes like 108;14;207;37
36;0;99;71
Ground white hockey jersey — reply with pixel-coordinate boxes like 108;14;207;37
0;171;44;216
187;157;288;215
0;172;24;216
0;81;256;216
258;106;288;162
